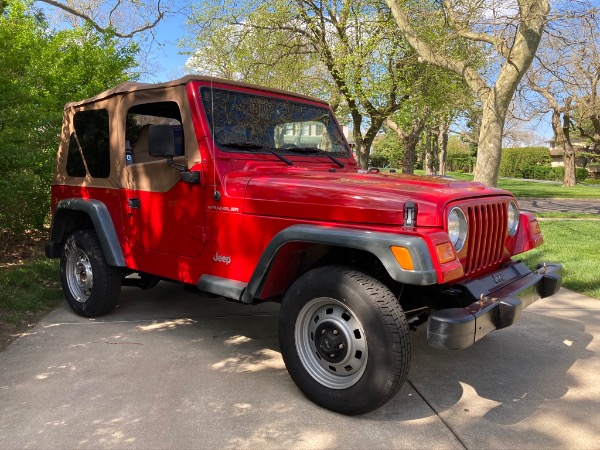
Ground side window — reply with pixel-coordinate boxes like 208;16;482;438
125;102;184;165
67;109;110;178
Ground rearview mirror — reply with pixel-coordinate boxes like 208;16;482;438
148;125;176;157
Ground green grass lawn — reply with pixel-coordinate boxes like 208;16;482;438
536;212;600;219
496;179;600;198
0;259;62;324
519;220;600;299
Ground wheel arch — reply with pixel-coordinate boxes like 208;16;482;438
47;198;126;267
241;224;438;304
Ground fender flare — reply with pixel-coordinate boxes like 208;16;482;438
240;224;438;304
48;198;126;267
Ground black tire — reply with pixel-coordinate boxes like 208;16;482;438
279;265;411;415
60;230;121;317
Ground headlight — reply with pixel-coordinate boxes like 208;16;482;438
508;200;519;236
448;207;467;252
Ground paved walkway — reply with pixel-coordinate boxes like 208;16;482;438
517;198;600;215
1;284;599;448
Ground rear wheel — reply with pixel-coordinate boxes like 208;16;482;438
60;230;121;317
279;265;411;415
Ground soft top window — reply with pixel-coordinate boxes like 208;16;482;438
200;87;348;156
67;109;110;178
125;101;184;165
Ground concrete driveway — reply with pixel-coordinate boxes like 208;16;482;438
1;284;598;449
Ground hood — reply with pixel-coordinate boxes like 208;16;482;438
236;169;511;227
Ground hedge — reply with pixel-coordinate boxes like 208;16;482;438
446;153;475;172
522;166;588;182
499;147;552;178
369;154;389;168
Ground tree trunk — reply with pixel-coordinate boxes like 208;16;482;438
438;122;449;175
424;131;432;175
425;128;438;175
550;104;576;187
563;139;576;186
562;102;577;186
353;114;384;170
473;92;507;185
362;118;385;169
351;112;366;169
386;111;429;175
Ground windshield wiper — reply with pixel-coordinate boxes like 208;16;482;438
219;142;293;166
284;146;345;168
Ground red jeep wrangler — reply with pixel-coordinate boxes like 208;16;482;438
46;76;562;414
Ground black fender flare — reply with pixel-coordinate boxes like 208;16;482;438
47;198;126;267
240;224;438;304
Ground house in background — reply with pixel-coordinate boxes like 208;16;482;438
547;137;589;168
547;137;600;180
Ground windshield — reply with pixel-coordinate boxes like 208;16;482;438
200;87;349;156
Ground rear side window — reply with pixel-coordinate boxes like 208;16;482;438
67;109;110;178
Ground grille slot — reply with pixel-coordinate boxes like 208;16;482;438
464;201;508;276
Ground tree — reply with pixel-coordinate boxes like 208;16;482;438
0;0;138;233
386;107;429;174
521;5;599;186
570;13;600;166
185;0;423;169
385;0;550;186
184;22;332;101
384;60;476;175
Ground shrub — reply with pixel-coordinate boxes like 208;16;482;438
499;147;551;178
522;166;554;180
0;2;138;235
522;166;588;183
372;132;403;168
369;154;389;168
446;153;475;172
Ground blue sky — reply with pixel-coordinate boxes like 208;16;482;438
142;14;191;82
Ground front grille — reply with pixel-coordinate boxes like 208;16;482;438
464;201;508;276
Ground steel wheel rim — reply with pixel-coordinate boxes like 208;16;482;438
66;247;93;303
294;297;368;389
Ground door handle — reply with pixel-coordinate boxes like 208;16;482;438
128;198;140;209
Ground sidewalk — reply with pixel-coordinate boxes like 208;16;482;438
517;197;600;215
1;283;599;448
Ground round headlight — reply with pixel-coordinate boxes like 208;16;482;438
508;200;519;236
448;207;468;252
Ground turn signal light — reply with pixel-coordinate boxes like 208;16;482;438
436;242;456;264
391;246;414;270
531;219;541;235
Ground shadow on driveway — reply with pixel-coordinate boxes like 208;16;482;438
0;284;598;448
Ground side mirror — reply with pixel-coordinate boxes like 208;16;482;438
148;125;176;157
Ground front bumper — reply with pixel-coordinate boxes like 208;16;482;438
427;261;562;350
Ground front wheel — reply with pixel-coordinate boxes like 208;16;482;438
60;230;121;317
279;266;411;415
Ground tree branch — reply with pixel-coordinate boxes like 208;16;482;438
37;0;165;38
384;0;490;101
443;0;512;59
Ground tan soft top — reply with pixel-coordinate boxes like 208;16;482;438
66;75;329;109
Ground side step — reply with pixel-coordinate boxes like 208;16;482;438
197;275;249;303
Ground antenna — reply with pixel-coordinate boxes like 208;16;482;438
210;77;220;201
